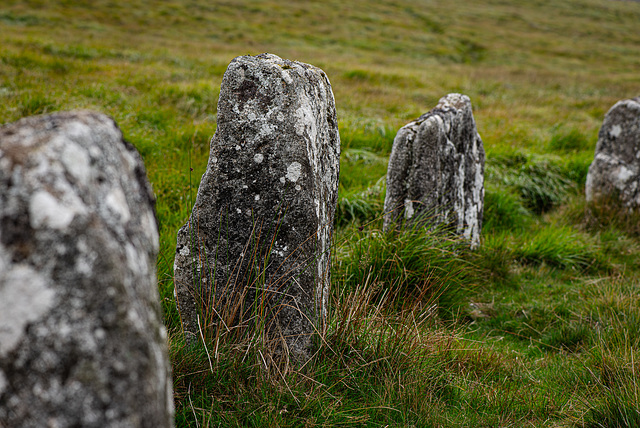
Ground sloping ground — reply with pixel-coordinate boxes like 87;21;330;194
1;0;640;425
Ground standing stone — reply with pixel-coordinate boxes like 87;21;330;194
586;97;640;208
383;93;485;248
173;54;340;362
0;111;173;427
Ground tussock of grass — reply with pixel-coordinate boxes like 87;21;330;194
546;126;594;153
482;187;531;233
170;279;461;427
18;92;58;117
512;226;601;271
472;233;514;286
584;195;640;238
477;224;606;282
565;277;640;427
487;153;578;214
339;118;395;153
334;224;476;319
335;177;385;226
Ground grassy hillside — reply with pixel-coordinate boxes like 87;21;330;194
2;0;640;426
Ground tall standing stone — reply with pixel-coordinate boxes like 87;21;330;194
0;111;173;427
173;54;340;362
383;93;485;249
586;96;640;208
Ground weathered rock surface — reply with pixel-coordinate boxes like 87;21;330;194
586;97;640;208
0;111;173;427
173;53;340;362
383;93;485;248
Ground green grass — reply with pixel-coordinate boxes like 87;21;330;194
3;0;640;426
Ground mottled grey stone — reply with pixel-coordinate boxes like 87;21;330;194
173;53;340;362
586;97;640;208
383;93;485;248
0;111;173;428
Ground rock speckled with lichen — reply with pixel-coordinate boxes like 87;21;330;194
383;93;485;248
173;53;340;362
0;111;173;428
586;97;640;208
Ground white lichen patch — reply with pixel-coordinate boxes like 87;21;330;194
143;209;160;253
468;137;484;249
0;265;55;358
423;115;444;137
294;105;312;136
454;155;466;233
257;122;276;139
280;177;286;184
280;69;293;85
295;185;301;191
75;254;94;277
254;194;260;201
254;153;264;163
126;305;146;334
404;199;415;219
235;145;241;151
65;119;93;142
29;190;83;230
125;242;147;276
105;187;131;223
0;155;8;172
119;148;138;175
88;145;102;160
610;124;622;138
270;241;288;258
94;328;106;341
286;162;302;182
61;141;91;183
615;165;635;185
